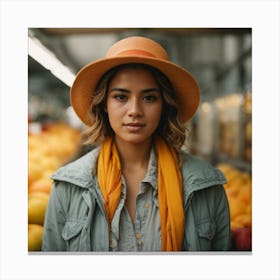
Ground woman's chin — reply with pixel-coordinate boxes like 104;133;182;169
115;134;152;146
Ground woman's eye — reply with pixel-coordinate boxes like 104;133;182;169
143;95;157;102
114;94;127;101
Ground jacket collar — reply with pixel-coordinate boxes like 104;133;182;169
51;147;101;188
51;146;159;190
180;152;227;199
51;148;226;196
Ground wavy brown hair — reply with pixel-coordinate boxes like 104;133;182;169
82;63;188;163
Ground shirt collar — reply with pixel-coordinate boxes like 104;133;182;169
142;147;158;189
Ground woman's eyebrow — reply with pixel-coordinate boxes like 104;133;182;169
109;87;161;94
109;88;130;93
141;88;161;94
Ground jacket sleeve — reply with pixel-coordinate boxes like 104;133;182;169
41;181;68;251
211;185;231;250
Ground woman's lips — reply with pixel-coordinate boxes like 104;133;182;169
123;122;145;132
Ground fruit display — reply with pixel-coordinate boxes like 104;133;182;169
216;162;252;251
194;91;252;165
242;91;252;162
215;93;243;159
28;224;44;251
28;122;81;251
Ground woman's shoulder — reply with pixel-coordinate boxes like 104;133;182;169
50;147;100;187
180;152;227;190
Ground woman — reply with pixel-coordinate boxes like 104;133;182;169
42;36;230;252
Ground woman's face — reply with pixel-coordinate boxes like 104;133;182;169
106;67;163;146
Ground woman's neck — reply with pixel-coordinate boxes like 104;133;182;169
114;138;152;172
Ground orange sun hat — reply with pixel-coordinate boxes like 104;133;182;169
70;36;200;125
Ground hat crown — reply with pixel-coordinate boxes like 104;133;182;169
106;36;169;61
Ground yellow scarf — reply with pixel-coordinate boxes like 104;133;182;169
97;137;185;251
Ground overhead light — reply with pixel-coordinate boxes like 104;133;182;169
28;36;75;87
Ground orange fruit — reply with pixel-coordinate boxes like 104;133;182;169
246;203;252;216
231;220;244;229
216;163;233;174
28;192;49;225
28;161;43;187
29;177;53;194
225;187;239;198
237;183;252;204
235;214;252;228
229;197;247;220
225;169;241;182
28;224;44;251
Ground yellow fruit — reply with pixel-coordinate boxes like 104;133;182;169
216;162;252;230
242;172;251;185
29;191;50;201
28;192;49;225
28;123;80;228
229;197;247;220
216;163;233;174
28;224;44;251
28;161;43;187
235;214;252;228
227;175;244;188
237;183;252;204
29;177;53;194
225;187;239;198
39;156;61;171
225;169;241;182
246;203;252;216
230;220;244;229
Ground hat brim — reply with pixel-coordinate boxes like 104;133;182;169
70;56;200;125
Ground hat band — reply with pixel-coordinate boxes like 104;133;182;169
116;49;157;58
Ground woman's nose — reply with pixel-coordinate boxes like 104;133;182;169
128;98;143;117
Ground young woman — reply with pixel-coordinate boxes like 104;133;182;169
42;36;230;252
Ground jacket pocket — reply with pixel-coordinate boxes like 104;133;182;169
62;220;86;251
196;219;216;250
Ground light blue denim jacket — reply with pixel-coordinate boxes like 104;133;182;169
42;147;230;252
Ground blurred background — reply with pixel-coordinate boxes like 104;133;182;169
28;28;252;252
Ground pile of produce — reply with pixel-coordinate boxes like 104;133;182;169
28;122;81;251
217;163;252;251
